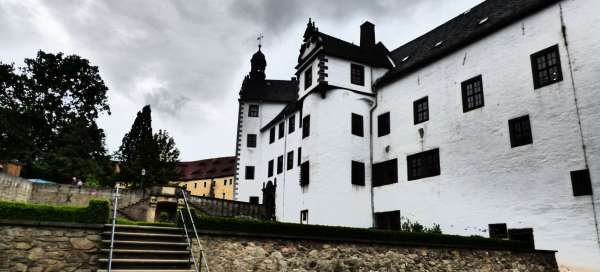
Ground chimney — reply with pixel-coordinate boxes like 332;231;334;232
360;21;375;50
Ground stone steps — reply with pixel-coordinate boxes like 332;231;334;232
101;224;193;270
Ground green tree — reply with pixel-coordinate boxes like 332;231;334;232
0;51;113;184
116;105;180;187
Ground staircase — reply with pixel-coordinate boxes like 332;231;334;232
98;224;195;272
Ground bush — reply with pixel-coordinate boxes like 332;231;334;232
184;212;533;251
0;199;109;224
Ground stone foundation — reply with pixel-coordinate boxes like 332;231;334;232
0;221;103;272
194;231;559;272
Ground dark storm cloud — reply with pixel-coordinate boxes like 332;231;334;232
0;0;482;160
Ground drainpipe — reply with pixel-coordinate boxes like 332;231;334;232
369;67;378;228
559;3;600;246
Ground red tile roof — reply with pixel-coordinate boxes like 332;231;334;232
176;156;236;181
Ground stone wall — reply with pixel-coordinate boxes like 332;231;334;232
0;221;103;272
0;173;32;202
194;231;559;272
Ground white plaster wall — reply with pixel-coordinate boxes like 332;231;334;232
326;56;374;94
236;102;287;203
372;1;600;270
301;89;373;227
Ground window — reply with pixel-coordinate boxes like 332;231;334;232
224;180;226;185
300;161;310;186
377;112;390;137
300;210;308;224
204;182;207;188
194;183;197;188
248;105;259;117
489;223;508;239
269;127;275;144
407;148;440;181
278;122;284;139
508;228;535;248
222;193;226;199
247;134;257;148
297;147;302;166
277;155;283;174
413;96;429;124
461;75;484;112
531;45;563;89
249;196;259;204
288;115;295;134
571;169;592;196
351;113;364;137
351;161;365;186
304;66;312;89
245;166;255;180
268;160;274;177
374;211;400;231
351;64;365;86
302;115;310;139
372;158;398;187
287;151;294;170
508;115;533;148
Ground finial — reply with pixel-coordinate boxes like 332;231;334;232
257;33;264;50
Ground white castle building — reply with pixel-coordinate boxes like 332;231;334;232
234;0;600;269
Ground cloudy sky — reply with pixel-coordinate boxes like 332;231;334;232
0;0;483;161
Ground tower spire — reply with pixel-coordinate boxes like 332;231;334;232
257;33;264;50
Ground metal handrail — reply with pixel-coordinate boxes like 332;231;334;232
108;187;120;272
179;209;199;272
180;189;210;272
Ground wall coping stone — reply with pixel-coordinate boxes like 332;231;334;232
0;219;104;229
195;228;558;254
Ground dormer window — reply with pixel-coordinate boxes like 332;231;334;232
350;64;365;86
304;66;313;90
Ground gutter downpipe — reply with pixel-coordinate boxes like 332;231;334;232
369;67;378;228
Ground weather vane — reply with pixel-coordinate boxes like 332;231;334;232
257;33;264;49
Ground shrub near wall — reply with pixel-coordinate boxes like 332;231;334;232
188;213;533;251
0;199;109;224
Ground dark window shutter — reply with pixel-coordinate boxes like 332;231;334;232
407;148;440;181
374;211;400;230
372;159;398;187
377;112;390;137
278;122;285;139
304;67;312;89
571;169;592;196
300;161;310;186
489;223;508;239
289;115;295;133
351;161;365;186
351;113;364;137
245;166;255;180
461;75;485;112
247;134;257;148
268;160;274;177
287;151;294;170
302;115;310;139
297;147;302;166
509;115;533;148
350;64;365;86
413;97;429;124
269;127;275;143
277;155;284;174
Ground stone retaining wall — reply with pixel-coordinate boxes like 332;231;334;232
0;221;103;272
194;231;559;272
0;173;32;202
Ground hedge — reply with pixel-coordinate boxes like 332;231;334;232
0;200;110;224
184;212;533;251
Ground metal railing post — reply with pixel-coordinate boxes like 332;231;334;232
179;209;199;272
180;189;210;272
108;186;120;272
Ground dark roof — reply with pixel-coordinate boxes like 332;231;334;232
239;78;298;103
297;30;393;70
176;156;236;181
260;100;302;132
375;0;560;88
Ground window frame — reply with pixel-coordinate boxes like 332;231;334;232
531;44;563;89
372;158;398;187
377;112;390;137
461;75;484;112
413;96;429;125
300;161;310;187
269;127;275;144
300;209;308;224
268;160;274;177
247;134;257;148
351;161;365;186
304;66;312;90
350;63;365;86
407;148;440;181
245;166;255;180
508;115;533;148
374;210;400;231
287;151;294;170
277;155;284;174
248;104;259;117
571;169;592;196
302;115;310;139
351;113;364;137
278;122;285;139
288;115;295;134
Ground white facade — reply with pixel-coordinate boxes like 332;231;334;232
234;0;600;270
